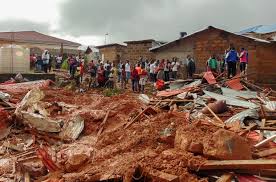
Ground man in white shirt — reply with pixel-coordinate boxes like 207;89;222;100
125;60;131;83
171;59;180;79
149;60;156;82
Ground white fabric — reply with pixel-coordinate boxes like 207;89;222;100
150;63;155;73
125;63;131;72
172;62;180;71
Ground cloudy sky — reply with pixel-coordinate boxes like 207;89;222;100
0;0;275;45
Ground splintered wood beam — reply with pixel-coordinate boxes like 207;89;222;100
216;173;233;182
254;148;276;158
189;160;276;171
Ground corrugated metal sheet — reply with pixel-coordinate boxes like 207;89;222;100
225;109;259;124
203;90;259;109
221;87;257;99
265;101;276;111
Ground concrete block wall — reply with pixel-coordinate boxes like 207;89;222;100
123;42;155;64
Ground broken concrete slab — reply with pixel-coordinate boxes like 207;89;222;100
21;111;63;133
15;88;45;114
203;129;252;160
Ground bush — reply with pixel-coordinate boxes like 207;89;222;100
103;88;122;97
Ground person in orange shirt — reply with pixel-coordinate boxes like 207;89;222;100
139;67;148;94
135;63;142;75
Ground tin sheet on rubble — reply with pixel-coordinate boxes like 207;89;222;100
60;115;84;140
203;90;258;109
225;109;259;124
221;87;257;99
265;101;276;111
183;80;202;89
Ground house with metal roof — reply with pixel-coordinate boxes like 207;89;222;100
239;24;276;41
150;26;276;88
0;31;81;55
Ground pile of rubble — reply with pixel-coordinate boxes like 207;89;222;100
0;71;276;181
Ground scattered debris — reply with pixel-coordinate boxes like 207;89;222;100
0;73;275;181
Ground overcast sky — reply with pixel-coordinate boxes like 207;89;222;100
0;0;275;46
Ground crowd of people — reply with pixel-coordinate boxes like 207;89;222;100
86;57;183;93
29;45;248;94
206;46;249;78
30;50;63;73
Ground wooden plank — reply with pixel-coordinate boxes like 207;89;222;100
146;170;179;182
124;107;156;129
254;135;276;148
97;110;110;137
189;160;276;170
150;99;194;102
203;103;224;125
241;126;276;131
216;173;233;182
239;124;258;136
255;148;276;158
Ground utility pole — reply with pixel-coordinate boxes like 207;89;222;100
104;33;109;44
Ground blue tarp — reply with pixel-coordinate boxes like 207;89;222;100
239;24;276;34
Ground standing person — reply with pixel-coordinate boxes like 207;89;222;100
139;66;148;94
78;59;84;83
117;62;122;83
48;54;54;72
56;54;63;69
219;54;226;74
88;60;97;88
37;56;43;72
125;60;131;83
207;55;218;73
121;64;127;89
97;64;105;87
164;60;170;81
171;59;180;79
42;50;50;73
135;63;142;75
149;60;156;82
239;48;248;75
156;59;165;80
225;46;239;78
186;55;196;79
131;66;139;92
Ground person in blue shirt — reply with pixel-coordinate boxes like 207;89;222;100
225;46;239;78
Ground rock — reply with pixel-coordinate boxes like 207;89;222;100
65;154;89;173
202;100;228;114
188;142;203;154
22;160;47;178
174;129;191;151
203;129;252;160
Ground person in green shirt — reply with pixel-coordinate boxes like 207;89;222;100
207;55;218;73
